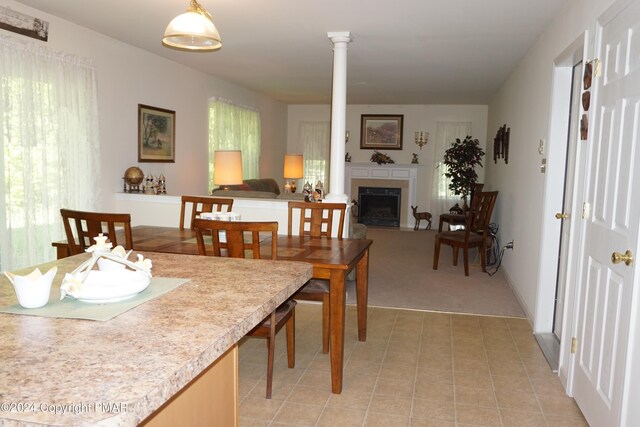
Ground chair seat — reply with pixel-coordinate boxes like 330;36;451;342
437;230;484;244
439;213;467;224
256;299;297;328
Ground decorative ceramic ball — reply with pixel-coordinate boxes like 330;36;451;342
123;166;144;187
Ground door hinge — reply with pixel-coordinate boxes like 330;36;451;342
571;337;578;354
593;58;602;78
582;202;591;219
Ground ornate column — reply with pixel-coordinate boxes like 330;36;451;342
324;31;351;204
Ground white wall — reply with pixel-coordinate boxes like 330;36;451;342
2;0;288;211
287;104;488;211
485;0;616;322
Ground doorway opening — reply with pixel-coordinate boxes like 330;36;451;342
533;34;587;385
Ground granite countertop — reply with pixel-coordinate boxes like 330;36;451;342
0;251;312;426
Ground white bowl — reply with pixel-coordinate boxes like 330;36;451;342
73;270;150;304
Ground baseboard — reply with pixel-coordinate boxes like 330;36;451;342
502;266;534;328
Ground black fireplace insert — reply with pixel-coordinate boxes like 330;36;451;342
357;187;401;227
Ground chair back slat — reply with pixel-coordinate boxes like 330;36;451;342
466;191;498;236
287;201;346;238
60;209;133;255
193;219;278;260
179;196;234;230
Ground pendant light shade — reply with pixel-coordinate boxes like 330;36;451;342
163;0;222;52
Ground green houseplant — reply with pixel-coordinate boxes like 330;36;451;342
443;135;485;209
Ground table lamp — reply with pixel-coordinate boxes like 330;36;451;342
283;154;303;193
214;150;243;190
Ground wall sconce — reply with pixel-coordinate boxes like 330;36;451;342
283;154;303;193
214;150;243;190
415;131;429;149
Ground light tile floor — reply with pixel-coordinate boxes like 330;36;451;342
238;303;587;427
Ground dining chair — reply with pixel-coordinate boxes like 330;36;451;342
438;182;485;232
60;209;133;256
179;195;234;230
433;191;498;276
193;219;295;399
287;201;346;354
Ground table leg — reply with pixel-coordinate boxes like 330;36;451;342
356;249;369;341
329;268;346;394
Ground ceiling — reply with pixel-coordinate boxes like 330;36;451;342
15;0;568;105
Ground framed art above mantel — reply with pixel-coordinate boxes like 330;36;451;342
360;114;404;150
138;104;175;163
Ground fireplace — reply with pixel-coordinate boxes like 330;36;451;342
358;187;401;227
345;163;418;228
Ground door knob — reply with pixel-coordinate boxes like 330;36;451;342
555;212;569;219
611;250;633;266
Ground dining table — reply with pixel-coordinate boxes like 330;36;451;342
53;225;373;394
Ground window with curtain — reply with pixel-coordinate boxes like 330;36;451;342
298;121;330;190
0;35;100;271
430;121;472;218
208;98;261;192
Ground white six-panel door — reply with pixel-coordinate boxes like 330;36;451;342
571;0;640;425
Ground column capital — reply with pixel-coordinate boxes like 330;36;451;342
327;31;352;44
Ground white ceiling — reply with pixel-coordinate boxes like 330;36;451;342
15;0;568;105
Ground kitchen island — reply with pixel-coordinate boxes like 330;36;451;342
0;251;312;426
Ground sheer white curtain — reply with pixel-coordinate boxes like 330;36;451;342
298;121;330;190
0;35;100;271
208;98;261;191
430;121;472;218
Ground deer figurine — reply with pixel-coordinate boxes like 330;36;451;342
411;206;432;230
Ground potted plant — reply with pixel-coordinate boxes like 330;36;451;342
443;135;485;210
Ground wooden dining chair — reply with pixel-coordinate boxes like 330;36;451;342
192;219;295;399
60;209;133;256
438;182;485;232
433;191;498;276
287;201;346;354
179;195;234;230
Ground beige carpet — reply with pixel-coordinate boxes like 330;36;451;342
346;227;525;318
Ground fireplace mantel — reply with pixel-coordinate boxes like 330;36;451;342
345;163;420;228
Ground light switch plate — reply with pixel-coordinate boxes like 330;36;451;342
540;158;547;173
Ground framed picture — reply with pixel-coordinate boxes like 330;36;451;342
360;114;404;150
138;104;176;163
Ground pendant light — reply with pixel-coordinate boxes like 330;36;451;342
162;0;222;52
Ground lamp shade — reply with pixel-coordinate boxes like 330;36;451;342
214;150;243;186
162;0;222;52
284;154;304;179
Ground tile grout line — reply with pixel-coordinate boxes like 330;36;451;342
479;317;505;427
509;321;551;427
358;309;396;426
408;310;427;425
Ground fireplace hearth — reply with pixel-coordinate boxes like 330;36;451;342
358;187;401;227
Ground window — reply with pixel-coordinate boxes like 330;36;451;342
298;121;330;190
430;121;472;217
208;98;261;192
0;35;100;270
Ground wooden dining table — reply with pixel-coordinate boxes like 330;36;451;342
53;225;373;394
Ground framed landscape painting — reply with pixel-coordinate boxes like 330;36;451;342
360;114;404;150
138;104;175;163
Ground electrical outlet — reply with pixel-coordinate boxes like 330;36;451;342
505;240;514;250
